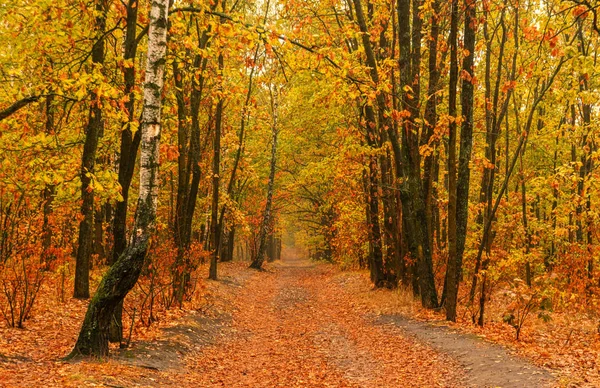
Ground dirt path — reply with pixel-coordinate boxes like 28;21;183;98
180;256;464;387
9;256;552;387
374;315;553;387
182;255;554;387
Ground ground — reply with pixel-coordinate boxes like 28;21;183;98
0;251;557;387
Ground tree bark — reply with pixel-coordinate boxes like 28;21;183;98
209;50;225;280
574;20;594;281
112;0;141;268
42;93;55;266
172;25;212;298
397;0;438;307
455;0;477;318
421;0;441;254
250;89;279;270
444;0;460;320
351;0;390;286
0;95;41;122
74;0;107;299
109;0;141;344
69;0;170;356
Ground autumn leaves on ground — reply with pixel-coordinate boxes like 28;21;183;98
0;250;553;387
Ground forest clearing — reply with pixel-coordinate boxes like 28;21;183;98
1;0;600;386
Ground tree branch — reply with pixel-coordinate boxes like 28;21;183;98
171;7;367;85
0;96;41;122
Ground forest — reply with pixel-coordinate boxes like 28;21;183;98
0;0;600;386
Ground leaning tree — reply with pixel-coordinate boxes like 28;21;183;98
69;0;171;357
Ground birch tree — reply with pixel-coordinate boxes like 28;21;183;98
69;0;170;356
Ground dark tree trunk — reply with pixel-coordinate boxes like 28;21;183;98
221;225;235;262
574;21;594;281
42;94;55;266
109;0;141;344
209;49;225;280
396;0;438;308
520;152;532;286
250;89;279;270
74;0;107;299
447;0;477;321
208;105;222;278
351;0;390;286
93;207;105;262
380;152;398;281
444;0;468;320
361;170;373;271
0;95;42;122
173;56;190;256
171;11;213;297
172;56;191;301
366;155;385;284
266;233;276;263
421;0;440;255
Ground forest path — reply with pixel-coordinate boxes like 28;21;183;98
180;253;464;387
170;252;553;387
12;255;554;387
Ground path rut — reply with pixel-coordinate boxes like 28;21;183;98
375;314;553;387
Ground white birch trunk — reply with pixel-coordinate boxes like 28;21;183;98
69;0;170;357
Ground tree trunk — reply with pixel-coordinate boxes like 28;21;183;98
266;233;275;262
421;0;440;255
42;93;55;266
366;155;385;283
209;50;225;280
69;0;170;356
74;0;107;299
222;225;235;262
455;0;477;316
172;56;190;301
397;0;438;308
380;152;398;282
351;0;391;286
444;0;460;320
574;21;594;282
171;10;214;297
109;0;141;344
250;89;279;270
93;207;105;262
